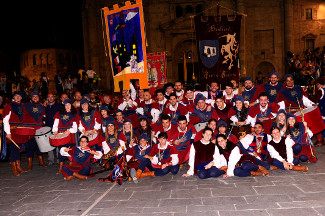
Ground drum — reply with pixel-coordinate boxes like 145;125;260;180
10;126;36;144
295;106;325;134
87;131;99;146
49;133;71;146
194;122;208;132
35;127;55;152
12;126;36;136
232;125;251;140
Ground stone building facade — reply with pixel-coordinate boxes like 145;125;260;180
82;0;325;92
20;48;82;92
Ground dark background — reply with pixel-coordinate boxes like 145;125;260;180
0;0;84;75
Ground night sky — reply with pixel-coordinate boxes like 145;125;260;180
0;0;84;73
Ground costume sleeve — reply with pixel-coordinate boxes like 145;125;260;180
52;118;59;133
3;110;11;135
227;146;242;177
69;122;78;133
240;134;254;151
213;146;227;168
102;141;110;154
94;151;103;160
78;120;85;133
186;144;195;176
267;144;284;161
285;137;295;164
59;147;71;157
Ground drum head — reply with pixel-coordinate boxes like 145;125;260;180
295;106;316;116
35;127;52;136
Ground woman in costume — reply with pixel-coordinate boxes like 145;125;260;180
53;99;79;174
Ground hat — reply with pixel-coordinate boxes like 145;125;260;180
286;112;296;120
244;76;253;82
233;95;244;103
107;120;116;126
30;91;39;97
63;99;72;105
269;70;279;78
277;109;286;116
123;119;132;124
115;109;123;114
139;134;149;141
13;91;23;97
100;105;108;112
83;94;90;100
284;74;293;81
139;115;148;121
195;93;205;103
80;98;89;105
217;120;228;128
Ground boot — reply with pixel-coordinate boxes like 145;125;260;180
250;170;263;176
140;171;155;178
56;162;64;175
315;139;323;146
64;176;75;181
270;165;279;171
220;166;228;172
38;156;47;167
73;172;87;180
291;165;308;172
27;157;33;171
136;169;143;179
258;165;270;176
16;160;27;173
10;162;20;176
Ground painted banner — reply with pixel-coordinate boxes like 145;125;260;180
103;0;148;92
147;52;167;94
194;15;242;88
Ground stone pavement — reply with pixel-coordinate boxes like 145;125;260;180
1;146;325;216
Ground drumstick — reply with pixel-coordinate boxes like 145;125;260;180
8;137;20;149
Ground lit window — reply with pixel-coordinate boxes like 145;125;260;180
133;44;136;49
306;8;312;20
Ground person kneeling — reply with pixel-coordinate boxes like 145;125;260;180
136;132;179;180
60;136;103;181
216;134;267;178
268;126;308;172
182;128;226;179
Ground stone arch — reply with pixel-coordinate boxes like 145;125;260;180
255;61;276;80
172;38;198;82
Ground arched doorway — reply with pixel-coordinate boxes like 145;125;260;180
255;61;275;80
173;39;198;84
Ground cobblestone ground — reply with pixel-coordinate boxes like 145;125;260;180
1;146;325;216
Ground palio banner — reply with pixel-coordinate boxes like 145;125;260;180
103;0;148;92
147;52;167;95
194;16;242;88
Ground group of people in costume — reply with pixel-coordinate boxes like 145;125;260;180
3;70;325;182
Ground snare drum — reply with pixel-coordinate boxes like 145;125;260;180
49;133;71;146
194;122;208;132
295;106;325;134
10;126;36;144
35;127;55;152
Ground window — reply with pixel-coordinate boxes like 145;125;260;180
186;5;193;14
39;54;43;65
46;53;50;65
306;39;315;50
33;54;37;65
196;4;203;14
176;5;183;18
306;8;312;20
